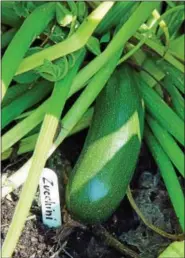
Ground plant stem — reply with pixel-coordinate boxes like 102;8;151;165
2;49;86;258
118;36;146;65
134;32;184;72
152;9;170;48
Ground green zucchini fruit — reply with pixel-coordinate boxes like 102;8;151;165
66;64;145;223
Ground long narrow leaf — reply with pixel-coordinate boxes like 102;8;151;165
2;49;86;257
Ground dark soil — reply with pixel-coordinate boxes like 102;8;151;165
1;132;182;258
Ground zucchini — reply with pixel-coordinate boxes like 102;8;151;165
66;65;144;223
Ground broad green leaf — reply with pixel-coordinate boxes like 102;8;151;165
35;56;69;82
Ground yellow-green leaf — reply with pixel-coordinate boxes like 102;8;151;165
158;241;184;258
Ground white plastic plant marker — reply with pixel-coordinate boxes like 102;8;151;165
39;168;62;228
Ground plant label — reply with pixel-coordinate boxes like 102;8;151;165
39;168;62;228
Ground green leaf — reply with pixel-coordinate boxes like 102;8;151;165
1;2;22;27
86;36;101;56
13;2;30;18
100;31;111;43
14;47;42;84
76;2;88;22
35;56;69;82
158;241;184;257
13;2;43;18
67;1;78;16
44;25;67;44
157;60;184;94
169;35;184;61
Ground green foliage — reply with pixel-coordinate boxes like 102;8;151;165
95;2;139;35
1;2;185;257
56;2;73;27
14;47;42;84
76;2;88;22
86;36;101;55
157;5;184;39
158;241;184;257
100;31;111;43
35;54;75;82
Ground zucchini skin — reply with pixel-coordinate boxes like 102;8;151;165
66;65;144;223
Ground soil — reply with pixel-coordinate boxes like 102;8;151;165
1;131;182;258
